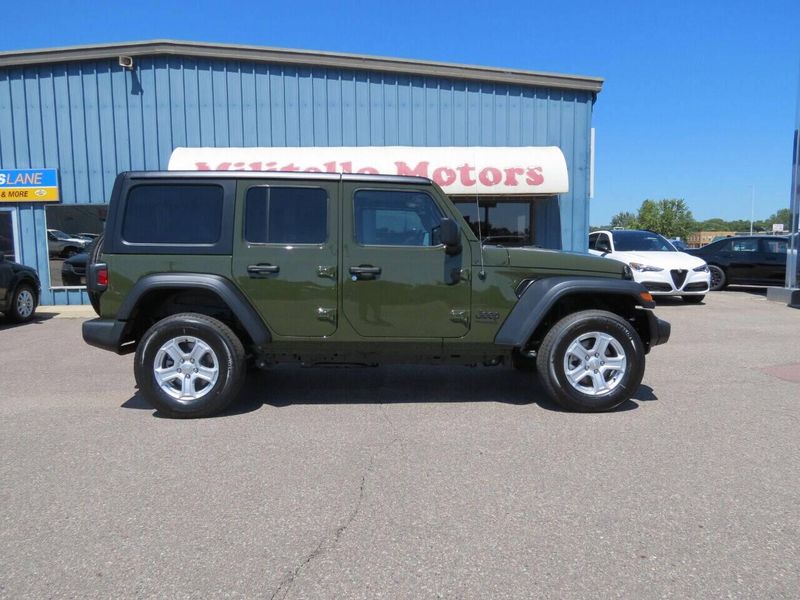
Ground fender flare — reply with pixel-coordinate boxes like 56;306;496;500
494;276;653;347
118;273;271;346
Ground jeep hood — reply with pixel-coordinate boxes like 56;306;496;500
505;247;625;277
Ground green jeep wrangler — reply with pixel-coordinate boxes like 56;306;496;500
83;171;670;418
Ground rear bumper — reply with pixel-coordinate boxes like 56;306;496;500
646;310;671;348
82;318;127;354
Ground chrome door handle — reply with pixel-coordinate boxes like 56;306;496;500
349;265;381;280
247;264;280;277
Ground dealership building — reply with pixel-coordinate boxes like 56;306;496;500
0;40;603;306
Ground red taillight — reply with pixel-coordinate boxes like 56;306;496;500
96;266;108;288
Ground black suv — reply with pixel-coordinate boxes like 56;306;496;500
0;253;40;323
687;235;799;290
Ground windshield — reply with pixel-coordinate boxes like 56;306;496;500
49;229;70;239
612;231;676;252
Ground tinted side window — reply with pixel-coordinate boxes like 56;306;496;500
245;187;327;244
595;233;611;251
731;238;758;252
588;233;598;250
123;185;223;244
762;239;787;254
354;190;443;246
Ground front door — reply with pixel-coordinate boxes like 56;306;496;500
721;237;761;282
232;179;339;337
759;237;789;284
341;182;471;338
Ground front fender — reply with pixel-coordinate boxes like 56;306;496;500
494;276;654;347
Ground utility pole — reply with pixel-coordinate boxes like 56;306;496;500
750;185;755;235
767;61;800;306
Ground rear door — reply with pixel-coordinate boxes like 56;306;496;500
759;237;788;284
341;182;471;338
232;178;339;337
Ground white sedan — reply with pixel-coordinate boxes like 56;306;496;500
589;230;711;303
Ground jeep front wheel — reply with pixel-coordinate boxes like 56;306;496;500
134;313;246;418
536;310;644;412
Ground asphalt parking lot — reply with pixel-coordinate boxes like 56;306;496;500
1;290;798;599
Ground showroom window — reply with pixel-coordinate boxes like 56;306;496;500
245;186;327;244
453;197;535;247
45;204;107;287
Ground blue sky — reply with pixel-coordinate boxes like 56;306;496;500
2;0;798;225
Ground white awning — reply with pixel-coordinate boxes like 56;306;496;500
167;146;569;195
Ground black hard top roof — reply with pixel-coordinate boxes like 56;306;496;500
122;170;432;185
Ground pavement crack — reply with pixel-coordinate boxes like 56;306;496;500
269;446;384;600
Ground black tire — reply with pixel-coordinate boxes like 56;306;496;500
134;313;246;418
708;265;726;291
682;295;704;304
7;282;38;323
510;348;537;372
535;310;645;412
87;233;104;315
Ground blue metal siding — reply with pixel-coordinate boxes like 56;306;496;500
0;56;594;305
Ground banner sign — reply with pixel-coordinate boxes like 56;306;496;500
0;169;60;202
168;146;569;195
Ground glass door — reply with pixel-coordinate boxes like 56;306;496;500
0;208;19;262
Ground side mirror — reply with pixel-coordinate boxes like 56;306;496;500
439;218;462;256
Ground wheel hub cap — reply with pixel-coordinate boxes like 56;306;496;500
16;290;34;318
563;331;627;397
153;336;219;402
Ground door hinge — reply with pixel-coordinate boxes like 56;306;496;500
449;309;469;325
317;307;337;323
317;265;337;279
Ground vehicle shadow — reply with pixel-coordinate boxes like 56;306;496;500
0;312;56;331
122;365;654;417
724;285;768;297
654;296;706;306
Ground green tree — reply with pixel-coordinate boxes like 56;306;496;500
637;200;660;231
636;199;694;239
609;211;638;229
761;208;792;230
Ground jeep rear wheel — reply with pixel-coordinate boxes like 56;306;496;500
134;313;246;418
536;310;645;412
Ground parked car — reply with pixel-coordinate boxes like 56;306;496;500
669;239;689;252
75;232;101;241
589;230;710;303
686;234;799;290
47;229;90;258
61;252;88;286
0;252;40;323
82;170;671;418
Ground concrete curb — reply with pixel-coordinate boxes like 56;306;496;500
38;305;96;319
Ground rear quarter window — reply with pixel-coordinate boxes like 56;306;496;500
122;184;224;244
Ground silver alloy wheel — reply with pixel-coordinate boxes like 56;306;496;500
562;331;627;396
16;289;34;319
153;336;220;401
